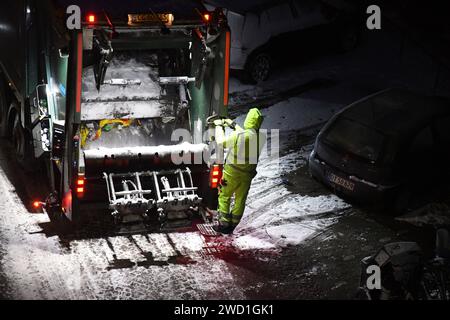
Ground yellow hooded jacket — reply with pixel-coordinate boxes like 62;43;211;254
216;108;265;177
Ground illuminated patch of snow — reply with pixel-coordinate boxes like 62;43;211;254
0;164;246;299
234;233;278;250
266;224;317;246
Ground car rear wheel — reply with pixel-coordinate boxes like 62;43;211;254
246;52;272;83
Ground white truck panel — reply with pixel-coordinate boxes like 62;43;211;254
84;142;208;160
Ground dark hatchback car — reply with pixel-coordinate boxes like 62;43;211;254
309;89;450;211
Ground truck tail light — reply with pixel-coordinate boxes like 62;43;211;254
76;176;85;196
87;14;96;24
31;200;44;213
210;165;222;189
33;201;42;209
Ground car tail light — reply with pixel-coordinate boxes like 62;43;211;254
210;165;222;189
203;13;211;22
33;201;42;209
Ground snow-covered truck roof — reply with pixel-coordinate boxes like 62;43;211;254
81;53;171;121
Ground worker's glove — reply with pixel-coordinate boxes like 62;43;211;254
212;118;236;130
213;119;225;127
224;119;236;130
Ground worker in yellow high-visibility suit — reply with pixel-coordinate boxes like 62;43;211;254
213;108;265;234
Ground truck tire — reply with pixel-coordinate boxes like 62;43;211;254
0;76;9;137
245;52;272;83
48;207;74;234
12;114;26;165
11;110;39;172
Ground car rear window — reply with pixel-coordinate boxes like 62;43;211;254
323;118;385;162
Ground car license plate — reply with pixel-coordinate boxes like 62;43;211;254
328;173;355;191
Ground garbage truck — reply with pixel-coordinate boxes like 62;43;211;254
0;0;230;227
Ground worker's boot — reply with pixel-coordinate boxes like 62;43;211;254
214;223;235;235
213;215;235;235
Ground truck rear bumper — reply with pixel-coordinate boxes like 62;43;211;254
77;164;212;219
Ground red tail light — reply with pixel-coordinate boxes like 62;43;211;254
210;165;222;189
203;13;211;22
87;14;96;24
76;176;85;197
33;201;42;209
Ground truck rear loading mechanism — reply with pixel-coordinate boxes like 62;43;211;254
0;0;230;229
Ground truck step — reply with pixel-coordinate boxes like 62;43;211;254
197;223;221;237
104;167;202;219
115;222;149;235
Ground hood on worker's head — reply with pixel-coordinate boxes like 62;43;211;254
244;108;264;130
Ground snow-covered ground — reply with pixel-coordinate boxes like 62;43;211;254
0;166;247;299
